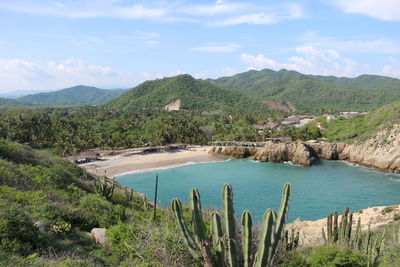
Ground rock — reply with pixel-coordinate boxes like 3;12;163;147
91;228;108;245
209;124;400;173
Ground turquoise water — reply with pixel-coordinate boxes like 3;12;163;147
116;160;400;222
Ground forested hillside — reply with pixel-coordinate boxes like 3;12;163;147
105;74;265;112
0;97;31;107
17;86;126;106
210;69;400;112
324;100;400;142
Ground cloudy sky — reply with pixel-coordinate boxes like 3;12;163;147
0;0;399;92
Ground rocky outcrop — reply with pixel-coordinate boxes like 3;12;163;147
209;142;312;166
209;125;400;173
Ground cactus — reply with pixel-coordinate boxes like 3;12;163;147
211;212;225;266
222;184;238;267
95;176;115;200
242;210;252;267
171;183;291;267
284;228;299;251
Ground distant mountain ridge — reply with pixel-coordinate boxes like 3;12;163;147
209;69;400;112
104;74;263;112
0;85;127;107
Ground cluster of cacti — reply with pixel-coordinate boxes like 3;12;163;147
95;176;115;200
283;228;299;251
322;207;356;246
321;207;387;266
363;225;386;266
171;183;291;267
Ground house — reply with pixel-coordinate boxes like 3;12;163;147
66;152;101;164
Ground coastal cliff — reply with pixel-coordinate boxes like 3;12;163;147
209;125;400;174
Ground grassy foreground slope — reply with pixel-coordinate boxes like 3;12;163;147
0;139;194;266
105;74;264;112
17;86;126;106
211;69;400;112
325;101;400;142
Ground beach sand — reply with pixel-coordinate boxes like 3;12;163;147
81;146;220;178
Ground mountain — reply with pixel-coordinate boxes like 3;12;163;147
0;97;31;107
16;85;127;106
210;69;400;112
105;74;262;112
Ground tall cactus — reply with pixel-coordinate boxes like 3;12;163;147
95;176;115;200
222;184;238;267
171;183;292;267
242;210;252;267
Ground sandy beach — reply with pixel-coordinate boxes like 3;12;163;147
81;146;220;178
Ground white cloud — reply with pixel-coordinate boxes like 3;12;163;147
381;57;400;78
0;57;140;92
214;3;303;26
300;32;400;54
329;0;400;21
0;1;304;26
180;1;242;16
218;67;239;77
191;43;240;52
240;45;359;77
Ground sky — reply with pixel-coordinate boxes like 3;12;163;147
0;0;399;93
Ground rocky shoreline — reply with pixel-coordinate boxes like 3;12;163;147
209;125;400;174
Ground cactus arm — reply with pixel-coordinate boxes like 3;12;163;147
271;183;291;258
171;198;200;259
242;210;252;267
211;212;225;267
275;183;291;238
190;188;207;243
222;184;238;267
253;209;277;267
322;227;327;243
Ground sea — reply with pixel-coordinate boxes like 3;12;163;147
117;159;400;222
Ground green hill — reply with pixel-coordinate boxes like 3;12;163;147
0;97;31;107
210;69;400;112
324;100;400;142
17;85;126;106
105;74;261;112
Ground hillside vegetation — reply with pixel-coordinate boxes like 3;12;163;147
210;69;400;112
324;100;400;142
16;86;126;106
0;139;195;266
105;74;265;112
0;97;31;107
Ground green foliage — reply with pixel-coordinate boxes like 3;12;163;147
324;101;400;142
17;86;126;106
105;74;265;112
0;206;47;255
211;68;400;112
307;246;367;267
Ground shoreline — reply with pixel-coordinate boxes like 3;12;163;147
81;146;221;178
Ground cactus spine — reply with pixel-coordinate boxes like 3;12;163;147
171;183;292;267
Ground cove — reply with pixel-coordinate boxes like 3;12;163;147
116;159;400;222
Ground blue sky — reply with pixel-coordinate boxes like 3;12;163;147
0;0;399;92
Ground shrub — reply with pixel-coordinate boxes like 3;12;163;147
0;206;47;255
307;246;367;267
